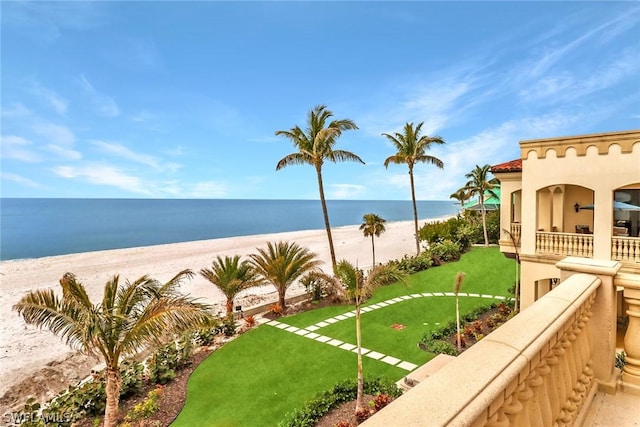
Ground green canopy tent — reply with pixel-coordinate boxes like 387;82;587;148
463;187;501;211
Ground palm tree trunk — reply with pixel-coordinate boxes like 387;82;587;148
355;305;365;414
226;298;234;315
371;234;376;266
480;195;489;246
104;366;122;427
315;165;337;271
278;289;287;311
409;166;420;255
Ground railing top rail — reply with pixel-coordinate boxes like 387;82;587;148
363;274;601;427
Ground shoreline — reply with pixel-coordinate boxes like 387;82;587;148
0;216;449;409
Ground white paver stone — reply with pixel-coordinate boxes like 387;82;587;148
411;294;423;298
469;293;480;297
306;332;320;339
276;323;289;329
316;321;329;327
377;302;389;307
326;318;339;324
457;293;468;297
339;343;356;351
335;315;348;320
422;293;433;297
344;312;356;318
381;356;401;366
397;361;418;371
494;296;506;300
295;329;309;336
306;325;320;332
361;307;374;312
400;295;412;300
482;294;494;298
433;292;444;296
315;335;331;343
366;351;384;360
354;347;370;355
444;292;455;297
328;339;343;347
285;326;299;333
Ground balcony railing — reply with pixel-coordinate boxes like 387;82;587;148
510;222;521;243
612;236;640;263
363;271;602;426
536;231;593;257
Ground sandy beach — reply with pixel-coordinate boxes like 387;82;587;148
0;218;436;409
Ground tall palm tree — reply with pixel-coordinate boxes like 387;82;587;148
450;188;470;212
464;164;499;246
13;270;212;427
276;105;362;271
334;261;406;416
200;255;261;315
249;241;321;310
383;122;445;254
359;213;386;266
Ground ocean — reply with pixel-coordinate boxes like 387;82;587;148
0;199;458;261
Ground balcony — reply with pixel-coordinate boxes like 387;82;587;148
362;257;640;426
533;231;640;264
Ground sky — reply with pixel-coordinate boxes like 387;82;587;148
1;1;639;201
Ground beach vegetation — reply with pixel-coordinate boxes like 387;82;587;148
333;260;406;416
359;213;387;266
463;164;499;246
382;122;445;255
275;105;362;271
450;187;470;211
12;270;213;427
279;378;401;427
200;255;262;315
249;241;322;310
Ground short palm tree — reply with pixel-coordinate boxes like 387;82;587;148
359;213;386;266
453;272;467;353
13;270;212;427
450;188;470;212
200;255;261;315
276;105;362;271
383;122;445;254
334;260;406;416
464;164;499;246
249;241;321;310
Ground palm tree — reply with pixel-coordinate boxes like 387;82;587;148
450;188;470;212
13;270;212;427
464;164;499;246
249;241;321;310
200;255;261;315
453;272;467;353
383;122;445;254
334;261;406;416
359;213;386;266
276;105;362;271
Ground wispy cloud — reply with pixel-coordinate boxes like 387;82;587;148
30;82;68;115
329;184;366;199
32;122;75;145
52;164;151;195
91;140;160;169
1;172;43;188
1;103;32;118
79;74;120;117
0;135;42;162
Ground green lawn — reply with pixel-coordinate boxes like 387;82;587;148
172;247;514;427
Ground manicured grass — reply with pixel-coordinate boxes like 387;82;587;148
173;247;514;426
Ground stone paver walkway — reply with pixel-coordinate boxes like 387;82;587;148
260;292;510;373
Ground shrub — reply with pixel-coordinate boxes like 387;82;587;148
423;339;457;356
278;378;401;427
270;303;284;317
244;315;256;327
193;326;219;346
148;335;193;385
425;240;461;264
355;408;371;424
125;386;164;421
222;314;238;336
372;393;392;411
119;359;144;398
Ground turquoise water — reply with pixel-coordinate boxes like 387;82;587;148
0;199;457;260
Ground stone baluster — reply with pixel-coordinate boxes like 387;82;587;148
622;287;640;395
528;358;553;427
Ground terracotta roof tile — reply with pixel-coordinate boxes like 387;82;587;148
491;159;522;173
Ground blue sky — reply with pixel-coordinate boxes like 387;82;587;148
1;1;639;200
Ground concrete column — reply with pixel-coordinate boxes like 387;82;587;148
556;257;621;392
621;286;640;396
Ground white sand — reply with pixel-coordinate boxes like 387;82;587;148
0;218;439;400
